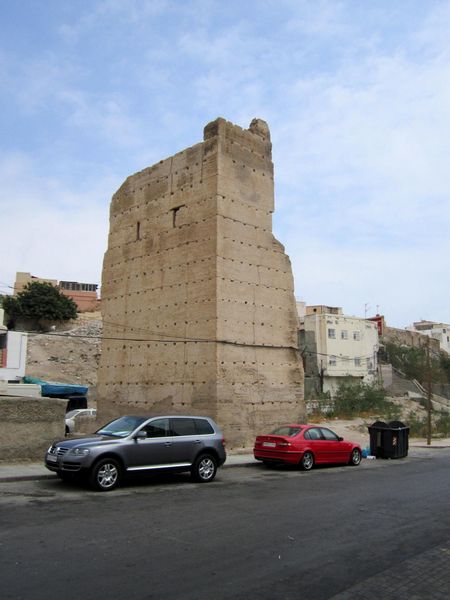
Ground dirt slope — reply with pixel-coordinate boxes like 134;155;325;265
26;315;101;388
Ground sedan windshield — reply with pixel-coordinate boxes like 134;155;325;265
96;416;148;438
270;426;303;437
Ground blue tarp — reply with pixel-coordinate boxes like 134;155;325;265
23;376;88;397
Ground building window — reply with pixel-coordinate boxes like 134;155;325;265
353;331;360;341
328;328;336;339
341;330;348;340
60;281;97;293
171;205;186;227
354;358;361;367
329;356;337;366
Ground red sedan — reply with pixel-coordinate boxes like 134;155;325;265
254;424;362;470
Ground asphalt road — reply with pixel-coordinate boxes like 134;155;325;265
1;451;449;600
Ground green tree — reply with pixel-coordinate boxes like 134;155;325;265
2;282;77;324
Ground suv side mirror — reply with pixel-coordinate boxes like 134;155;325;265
134;430;147;440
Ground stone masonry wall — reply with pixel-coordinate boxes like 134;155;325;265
383;327;440;353
0;396;66;461
97;117;304;446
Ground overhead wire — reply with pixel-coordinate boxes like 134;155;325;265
24;329;300;352
21;329;376;361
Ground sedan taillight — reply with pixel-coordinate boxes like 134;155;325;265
278;441;291;447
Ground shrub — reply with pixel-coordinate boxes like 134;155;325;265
384;341;448;385
407;410;450;437
331;379;389;418
3;282;77;326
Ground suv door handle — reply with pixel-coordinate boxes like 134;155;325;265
165;441;172;446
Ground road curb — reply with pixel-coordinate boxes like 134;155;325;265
0;457;258;483
410;445;450;449
0;474;54;483
223;461;256;469
2;447;448;483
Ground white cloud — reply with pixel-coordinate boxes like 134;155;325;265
267;5;450;326
0;153;113;290
283;0;349;38
1;1;449;328
58;0;170;42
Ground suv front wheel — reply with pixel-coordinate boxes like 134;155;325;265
191;454;217;483
90;458;122;491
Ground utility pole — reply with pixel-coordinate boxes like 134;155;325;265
426;337;432;446
319;360;324;394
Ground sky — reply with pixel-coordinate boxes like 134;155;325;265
1;0;449;329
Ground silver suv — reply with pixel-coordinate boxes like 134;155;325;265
45;415;226;491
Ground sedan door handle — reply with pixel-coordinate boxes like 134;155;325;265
165;442;172;446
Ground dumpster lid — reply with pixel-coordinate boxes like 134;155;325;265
388;420;409;430
369;420;388;428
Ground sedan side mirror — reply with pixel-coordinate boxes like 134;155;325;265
338;436;343;441
134;430;147;440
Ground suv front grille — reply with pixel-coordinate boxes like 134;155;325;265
49;446;69;457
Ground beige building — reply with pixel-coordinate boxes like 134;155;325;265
299;305;379;397
13;272;99;312
14;272;57;295
97;117;304;446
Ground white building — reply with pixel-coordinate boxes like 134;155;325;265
410;320;450;354
298;305;379;397
0;308;28;382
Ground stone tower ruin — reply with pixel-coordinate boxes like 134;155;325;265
97;117;304;446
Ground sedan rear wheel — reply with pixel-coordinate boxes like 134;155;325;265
300;451;314;471
90;458;121;491
349;448;361;466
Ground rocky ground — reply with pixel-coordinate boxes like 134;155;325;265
26;312;102;390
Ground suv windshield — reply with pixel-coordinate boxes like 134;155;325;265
96;416;148;438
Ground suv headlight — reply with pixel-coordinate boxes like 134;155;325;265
70;447;90;456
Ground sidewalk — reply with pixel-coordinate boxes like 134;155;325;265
0;439;448;483
0;452;257;483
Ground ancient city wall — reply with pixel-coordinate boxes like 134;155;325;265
383;326;440;353
97;117;304;446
